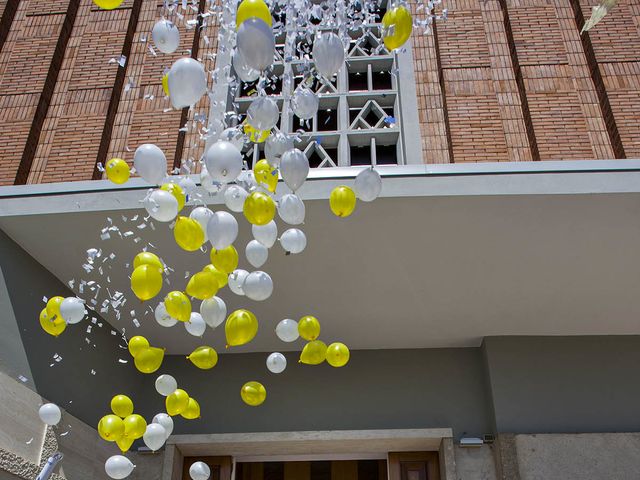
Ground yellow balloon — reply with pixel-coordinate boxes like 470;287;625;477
127;335;150;358
236;0;272;30
123;414;147;440
130;264;163;301
243;191;276;226
300;340;327;365
298;315;320;341
326;342;350;367
164;291;191;322
92;0;124;10
133;251;163;271
166;389;190;416
187;346;218;370
134;346;165;374
105;158;130;184
111;395;134;418
116;436;134;453
382;5;413;51
98;414;124;442
240;381;267;406
253;159;278;193
210;245;239;274
330;185;357;217
202;264;228;288
243;123;270;143
162;72;170;96
161;182;186;212
46;296;64;320
39;308;66;337
225;309;259;347
174;216;205;252
185;271;218;300
180;398;201;419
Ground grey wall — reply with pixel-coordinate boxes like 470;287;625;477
483;336;640;434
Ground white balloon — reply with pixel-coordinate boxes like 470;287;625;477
38;403;61;426
204;141;243;184
199;167;220;193
155;374;178;396
354;168;382;202
291;88;319;120
219;127;245;151
233;49;260;83
59;297;85;324
185;312;206;337
252;221;277;248
266;352;287;373
105;455;135;480
228;269;249;296
190;207;214;241
152;19;180;54
280;228;307;254
134;144;167;185
275;319;299;342
152;413;174;439
236;18;275;72
189;461;211;480
247;96;280;131
155;302;178;328
143;423;167;451
245;240;268;268
280;148;309;192
223;184;249;213
313;32;345;78
243;271;273;301
144;189;179;222
200;296;226;328
168;57;207;109
278;194;305;225
207;211;238;249
265;132;293;167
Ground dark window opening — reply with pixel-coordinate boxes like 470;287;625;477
376;143;398;164
372;70;392;90
317;108;338;131
350;145;371;165
348;71;368;92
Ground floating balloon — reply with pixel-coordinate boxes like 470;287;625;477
123;414;147;440
200;296;227;328
382;5;413;51
59;297;85;324
210;245;239;274
162;72;170;96
116;437;134;454
253;159;278;192
166;389;189;416
247;96;280;131
181;398;201;420
161;182;186;211
326;342;350;367
300;340;327;365
291;87;319;120
228;269;249;296
233;49;260;83
245;240;268;268
244;191;276;226
152;19;180;54
39;309;66;337
174;216;205;251
280;148;309;192
313;32;345;78
225;309;258;347
329;185;357;217
236;0;272;29
143;423;167;451
278;193;305;225
131;264;163;301
265;132;294;167
266;352;287;373
105;455;134;480
128;336;150;357
105;158;130;184
134;347;165;374
204;141;243;184
279;228;307;254
275;319;299;342
190;207;214;241
144;189;179;222
164;291;191;322
244;122;270;143
241;381;266;406
298;315;320;341
236;18;275;71
98;414;124;442
168;57;207;109
188;346;218;369
155;374;178;396
155;302;178;328
134;144;167;185
93;0;124;10
207;211;238;250
185;312;207;337
152;413;174;439
354;168;382;201
134;251;163;271
202;264;228;288
39;403;61;426
219;127;246;151
111;395;134;418
243;271;273;301
224;184;249;213
186;271;218;300
252;221;277;248
46;296;64;320
189;461;211;480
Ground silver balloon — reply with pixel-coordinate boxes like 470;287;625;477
39;403;61;426
243;271;273;301
354;168;382;202
236;17;275;72
204;141;243;184
189;462;211;480
233;49;260;83
291;87;319;120
266;352;287;373
152;413;174;439
313;32;345;78
275;319;299;342
143;423;167;451
134;144;167;185
185;312;206;337
155;302;178;328
105;456;135;480
265;132;293;167
246;240;269;268
207;211;238;249
190;206;214;241
229;269;249;296
279;228;307;254
218;127;245;151
144;189;179;222
277;193;305;225
280;148;309;192
223;184;249;213
167;57;207;109
252;220;277;248
200;296;226;329
152;19;180;54
59;297;85;324
247;96;280;131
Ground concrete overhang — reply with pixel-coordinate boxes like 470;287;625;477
1;160;640;354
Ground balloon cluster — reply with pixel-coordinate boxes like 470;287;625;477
128;335;165;374
97;395;147;453
39;296;86;337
